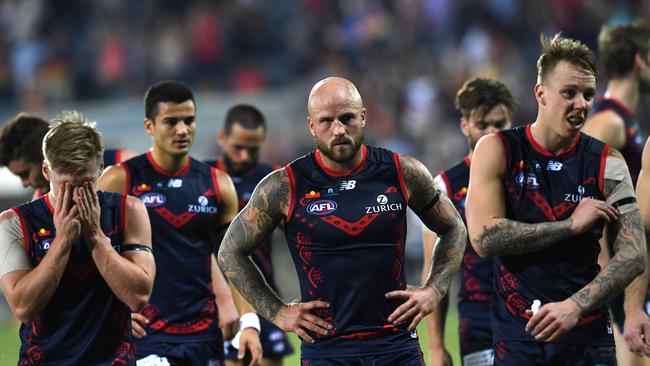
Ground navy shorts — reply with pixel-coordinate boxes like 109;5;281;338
493;341;616;366
135;339;223;366
224;317;294;360
459;315;493;359
300;349;425;366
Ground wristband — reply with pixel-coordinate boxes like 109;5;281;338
239;312;261;333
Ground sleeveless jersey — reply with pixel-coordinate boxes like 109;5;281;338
12;192;133;365
284;145;420;358
591;97;644;184
205;159;277;289
438;157;493;319
104;148;127;168
122;151;222;343
494;124;613;345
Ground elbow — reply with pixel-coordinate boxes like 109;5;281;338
468;234;489;258
126;293;150;313
13;305;38;324
632;258;645;279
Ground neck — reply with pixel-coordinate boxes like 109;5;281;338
318;146;365;174
529;121;576;155
150;147;189;173
604;75;639;112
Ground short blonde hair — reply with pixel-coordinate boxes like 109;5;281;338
536;33;596;83
43;111;104;174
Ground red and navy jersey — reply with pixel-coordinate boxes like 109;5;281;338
205;159;278;289
494;124;613;345
437;157;493;319
591;97;644;184
284;145;419;358
122;151;222;343
104;148;128;168
12;192;133;366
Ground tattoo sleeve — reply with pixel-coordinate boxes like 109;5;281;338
569;177;646;313
217;169;289;322
401;155;465;298
475;218;573;257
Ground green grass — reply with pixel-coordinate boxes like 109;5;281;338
0;310;461;365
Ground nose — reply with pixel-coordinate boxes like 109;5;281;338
175;122;189;136
574;95;588;110
333;120;346;137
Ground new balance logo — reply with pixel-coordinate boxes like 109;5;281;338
340;180;356;191
546;161;563;171
168;179;183;188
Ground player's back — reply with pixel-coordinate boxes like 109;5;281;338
13;192;133;365
284;145;420;357
122;152;222;343
494;124;613;346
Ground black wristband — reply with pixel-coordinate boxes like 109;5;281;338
415;190;441;215
612;197;636;209
120;244;153;254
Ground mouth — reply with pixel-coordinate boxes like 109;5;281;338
331;140;350;148
173;139;190;147
566;114;585;128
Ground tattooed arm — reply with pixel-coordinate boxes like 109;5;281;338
218;168;331;343
466;134;618;258
526;149;646;342
385;155;465;331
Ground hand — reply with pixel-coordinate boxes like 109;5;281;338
53;182;81;244
274;299;332;344
569;198;618;235
623;308;650;357
429;347;453;366
238;328;262;366
131;312;149;339
525;299;581;341
386;285;439;331
75;182;103;243
216;298;240;340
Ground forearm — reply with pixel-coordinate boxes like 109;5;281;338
570;211;646;314
424;222;465;298
474;218;573;257
426;294;448;351
212;256;234;305
89;236;153;311
218;245;284;323
7;237;72;322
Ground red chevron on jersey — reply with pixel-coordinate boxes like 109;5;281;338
154;207;197;229
320;213;379;236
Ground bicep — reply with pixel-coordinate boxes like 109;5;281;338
121;197;154;272
0;212;32;283
636;139;650;232
98;165;127;194
465;136;506;242
216;171;239;227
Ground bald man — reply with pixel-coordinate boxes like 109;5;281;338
218;77;466;365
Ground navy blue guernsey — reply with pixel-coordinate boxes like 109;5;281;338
284;145;420;358
122;151;222;343
206;159;277;289
12;192;133;366
438;157;493;320
591;97;644;184
494;124;613;345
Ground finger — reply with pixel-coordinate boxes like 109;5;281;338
388;300;414;323
598;204;619;221
237;341;245;360
87;182;99;207
407;312;424;331
525;308;547;332
385;290;409;300
55;183;65;213
393;304;419;325
131;319;147;338
248;345;262;366
531;313;556;338
77;187;88;221
132;313;149;325
61;182;71;214
302;300;330;310
535;321;561;341
302;313;332;331
295;328;315;344
300;317;331;335
68;204;79;219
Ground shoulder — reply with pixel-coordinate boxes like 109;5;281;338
583;111;626;147
98;164;128;193
0;209;18;225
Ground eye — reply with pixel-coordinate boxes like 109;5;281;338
562;90;576;98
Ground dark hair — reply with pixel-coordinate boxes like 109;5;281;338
0;113;49;166
537;33;596;83
224;104;267;135
599;21;650;79
144;80;195;120
455;78;517;120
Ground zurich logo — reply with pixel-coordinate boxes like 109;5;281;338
307;200;338;216
140;192;167;207
198;195;209;206
377;195;388;204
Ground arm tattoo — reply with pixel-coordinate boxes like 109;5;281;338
475;218;573;257
217;169;289;322
400;154;465;298
570;209;646;313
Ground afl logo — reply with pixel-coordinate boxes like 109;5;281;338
40;239;52;251
377;195;388;204
140;192;167;207
307;200;338;216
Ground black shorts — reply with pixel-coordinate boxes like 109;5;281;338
493;341;615;366
300;349;424;366
224;317;294;360
459;315;493;362
135;339;223;366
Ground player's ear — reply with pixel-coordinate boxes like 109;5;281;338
144;118;155;136
307;116;316;137
534;83;545;106
218;130;227;148
42;161;51;182
360;108;366;128
460;117;470;137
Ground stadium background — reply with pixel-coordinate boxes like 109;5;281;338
0;0;649;364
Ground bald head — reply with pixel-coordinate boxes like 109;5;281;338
308;77;363;116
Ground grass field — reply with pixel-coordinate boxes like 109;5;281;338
0;311;461;365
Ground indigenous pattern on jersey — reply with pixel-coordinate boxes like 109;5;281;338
591;97;644;184
285;145;420;358
494;125;613;345
206;159;277;288
123;151;222;343
104;148;128;168
13;192;133;366
438;157;493;320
